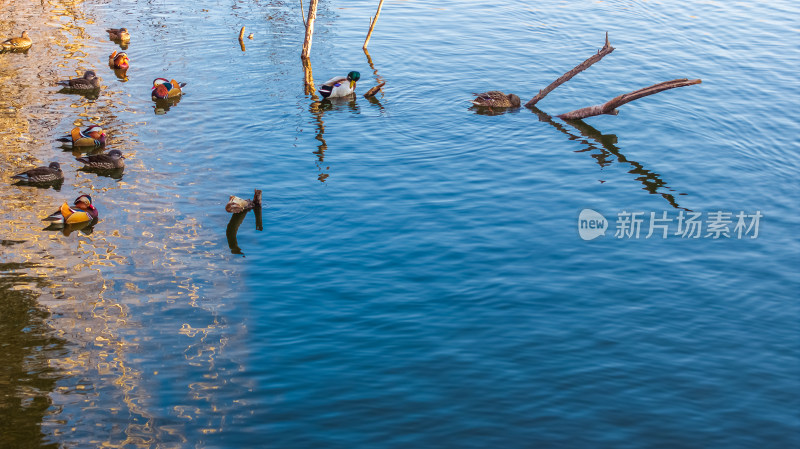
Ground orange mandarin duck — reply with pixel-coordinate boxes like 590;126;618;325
151;78;186;99
56;125;106;149
109;51;130;70
42;194;98;226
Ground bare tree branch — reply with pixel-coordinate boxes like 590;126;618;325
363;0;386;50
525;32;615;108
556;78;702;120
301;0;319;60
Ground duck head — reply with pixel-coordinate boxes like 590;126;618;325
74;194;93;209
347;71;360;89
84;70;97;80
108;149;125;160
508;93;521;108
49;162;62;171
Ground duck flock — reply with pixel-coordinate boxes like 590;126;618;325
3;27;516;234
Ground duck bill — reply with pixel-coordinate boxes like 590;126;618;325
349;80;356;89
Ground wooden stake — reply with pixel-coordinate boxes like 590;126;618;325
363;0;385;50
239;26;246;51
301;0;319;60
556;78;702;120
525;32;615;109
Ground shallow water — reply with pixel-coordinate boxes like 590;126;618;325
1;0;799;447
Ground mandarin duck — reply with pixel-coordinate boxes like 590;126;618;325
471;91;521;108
56;125;106;149
319;71;360;99
108;51;130;69
1;31;32;51
106;28;130;42
43;194;98;225
76;149;125;170
56;70;100;90
151;78;186;99
11;162;64;184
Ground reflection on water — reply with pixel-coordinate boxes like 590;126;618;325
0;263;64;449
530;106;687;210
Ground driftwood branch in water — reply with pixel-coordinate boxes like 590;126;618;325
238;26;246;51
301;0;319;60
363;82;385;98
225;189;262;213
556;78;702;120
225;189;263;255
525;32;615;109
363;0;386;50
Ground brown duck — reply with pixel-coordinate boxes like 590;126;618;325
471;91;521;108
11;162;63;184
106;28;130;42
57;70;100;90
76;149;125;170
1;31;32;51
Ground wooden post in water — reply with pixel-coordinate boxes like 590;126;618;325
363;0;385;50
301;0;319;60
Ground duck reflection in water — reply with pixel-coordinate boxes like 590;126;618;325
530;106;687;210
153;95;182;115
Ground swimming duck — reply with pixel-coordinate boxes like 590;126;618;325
56;125;106;149
11;162;64;184
43;194;98;225
76;149;125;170
1;31;32;51
106;28;130;42
108;51;130;70
471;91;521;108
56;70;100;90
319;71;360;99
152;78;186;99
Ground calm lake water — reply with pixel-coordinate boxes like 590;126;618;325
1;0;799;447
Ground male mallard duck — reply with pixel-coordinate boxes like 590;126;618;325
108;51;129;69
1;31;32;51
76;149;125;170
471;91;521;108
56;125;106;149
56;70;100;90
43;194;98;225
319;71;360;99
152;78;186;99
106;28;130;42
11;162;63;184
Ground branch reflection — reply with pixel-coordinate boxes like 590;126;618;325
530;107;688;210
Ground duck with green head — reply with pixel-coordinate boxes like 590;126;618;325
319;71;360;99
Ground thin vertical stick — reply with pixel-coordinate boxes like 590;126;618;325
301;0;319;60
362;0;385;50
300;0;307;27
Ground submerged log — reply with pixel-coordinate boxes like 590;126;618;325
556;78;702;120
525;32;615;109
225;189;264;255
225;189;262;213
363;82;385;98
